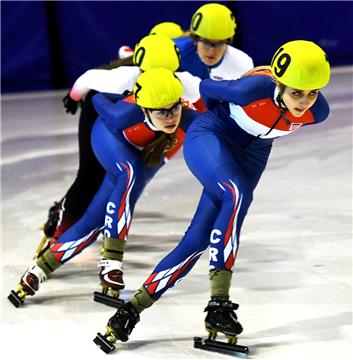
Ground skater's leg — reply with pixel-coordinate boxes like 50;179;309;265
48;174;113;264
91;119;149;300
123;190;218;314
53;91;105;238
97;159;146;298
184;131;256;272
182;131;262;341
94;191;219;345
8;175;113;307
36;91;104;258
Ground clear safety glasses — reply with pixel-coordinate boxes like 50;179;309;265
147;100;182;120
197;37;230;50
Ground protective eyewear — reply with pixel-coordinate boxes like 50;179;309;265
147;100;182;119
197;37;230;49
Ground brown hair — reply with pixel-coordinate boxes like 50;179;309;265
142;108;185;167
240;65;271;78
97;55;135;70
189;32;233;45
142;132;179;167
96;55;181;167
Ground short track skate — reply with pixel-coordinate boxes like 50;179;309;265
93;289;124;308
94;301;140;353
8;264;47;308
94;326;117;354
194;298;249;356
94;259;125;307
8;286;27;308
194;334;249;356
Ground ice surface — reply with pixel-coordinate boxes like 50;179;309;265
1;68;352;360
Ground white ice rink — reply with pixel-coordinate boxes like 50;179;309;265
1;68;352;360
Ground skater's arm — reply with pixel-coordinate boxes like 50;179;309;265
200;75;272;109
200;78;242;108
70;67;140;101
92;93;142;133
175;71;201;104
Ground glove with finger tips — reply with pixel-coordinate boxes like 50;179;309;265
63;91;81;114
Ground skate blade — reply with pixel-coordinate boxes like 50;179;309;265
226;334;238;344
101;284;121;297
93;291;124;308
194;337;249;356
8;290;24;308
93;332;116;354
206;327;218;340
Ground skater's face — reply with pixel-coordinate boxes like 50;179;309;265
144;100;182;133
281;86;319;118
196;37;228;66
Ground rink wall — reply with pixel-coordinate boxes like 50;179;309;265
2;1;353;93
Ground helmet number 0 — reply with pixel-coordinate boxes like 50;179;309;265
271;47;291;77
133;47;146;67
191;13;202;31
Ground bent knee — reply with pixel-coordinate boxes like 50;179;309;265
219;179;253;206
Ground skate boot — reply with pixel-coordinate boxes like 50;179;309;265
8;263;47;308
34;201;62;259
205;297;243;341
93;259;125;308
194;298;249;355
94;301;140;354
43;201;62;238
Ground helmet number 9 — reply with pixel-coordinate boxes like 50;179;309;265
271;47;291;77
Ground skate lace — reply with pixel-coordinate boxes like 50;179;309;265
124;303;140;324
98;259;123;272
113;303;140;334
204;299;239;312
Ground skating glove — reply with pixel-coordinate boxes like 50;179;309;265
63;91;82;114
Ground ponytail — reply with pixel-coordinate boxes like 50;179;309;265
142;133;178;167
97;55;135;70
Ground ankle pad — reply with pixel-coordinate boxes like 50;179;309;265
98;259;123;272
209;269;232;299
103;237;125;261
205;298;239;312
130;286;156;313
37;248;62;276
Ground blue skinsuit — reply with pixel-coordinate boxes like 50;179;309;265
175;37;212;79
49;93;198;263
174;36;254;81
142;70;330;298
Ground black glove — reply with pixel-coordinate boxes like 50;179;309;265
63;91;81;114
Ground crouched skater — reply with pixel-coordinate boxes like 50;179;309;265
94;40;330;356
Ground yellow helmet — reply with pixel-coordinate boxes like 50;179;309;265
133;68;183;109
190;3;236;40
149;22;184;39
271;40;330;89
133;34;180;72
